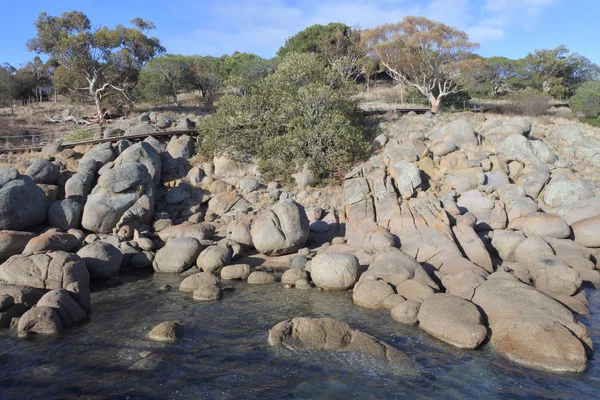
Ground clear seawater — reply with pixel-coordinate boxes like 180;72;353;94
1;272;599;400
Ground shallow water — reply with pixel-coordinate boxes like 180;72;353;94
1;273;600;400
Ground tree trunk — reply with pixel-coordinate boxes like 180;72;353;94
429;94;441;114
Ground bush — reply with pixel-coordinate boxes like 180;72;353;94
199;52;370;185
569;81;600;118
63;128;95;142
582;116;600;127
496;90;551;116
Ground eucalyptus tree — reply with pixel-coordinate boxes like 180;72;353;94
27;11;164;119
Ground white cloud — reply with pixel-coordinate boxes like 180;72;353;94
162;0;561;57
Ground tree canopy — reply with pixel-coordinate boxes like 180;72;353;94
362;16;481;112
27;10;164;119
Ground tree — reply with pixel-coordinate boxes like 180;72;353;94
27;11;164;120
201;52;369;184
0;64;17;113
189;55;224;105
139;54;193;105
277;23;352;57
569;80;600;118
519;46;599;98
362;17;481;112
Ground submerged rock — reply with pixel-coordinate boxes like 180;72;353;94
268;317;412;363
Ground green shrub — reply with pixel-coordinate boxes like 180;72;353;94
582;116;600;127
569;81;600;118
63;128;95;142
199;52;370;185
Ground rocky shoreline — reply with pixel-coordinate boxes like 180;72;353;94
1;111;600;374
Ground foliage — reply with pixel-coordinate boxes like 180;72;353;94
139;54;193;104
277;23;352;57
497;90;552;116
522;45;599;98
582;116;600;127
63;128;96;142
471;47;600;99
569;80;600;118
199;52;370;184
27;11;164;119
362;17;481;112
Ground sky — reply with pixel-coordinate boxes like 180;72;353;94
1;0;598;67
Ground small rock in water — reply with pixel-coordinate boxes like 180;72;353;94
295;278;313;290
148;321;182;342
159;284;172;291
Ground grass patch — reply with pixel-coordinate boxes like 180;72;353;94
582;117;600;128
63;128;96;142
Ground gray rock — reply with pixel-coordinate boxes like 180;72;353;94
247;271;277;284
149;321;182;342
472;277;590;373
153;237;203;273
196;245;232;273
310;252;360;290
0;176;49;230
78;143;115;174
268;317;411;363
544;180;595;208
98;163;149;193
77;241;123;280
0;231;36;261
281;268;307;285
552;125;590;146
0;251;90;310
388;160;421;199
113;142;161;187
0;168;19;187
180;272;219;292
25;159;59;184
220;264;251;280
48;199;83;231
65;171;94;198
23;232;79;254
522;213;571;239
430;119;477;147
251;200;309;256
499;135;534;162
17;306;63;337
167;135;194;159
418;293;487;349
390;300;420;325
353;278;395;309
37;289;87;326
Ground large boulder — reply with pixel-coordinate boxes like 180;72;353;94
64;171;94;199
157;223;215;242
352;278;395;309
417;293;487;349
499;135;534;162
76;241;123;280
167;135;194;159
196;245;232;273
48;199;83;231
81;162;154;234
0;173;49;230
251;200;309;256
472;277;590;373
0;251;90;310
388;160;422;199
78;143;115;174
268;317;411;363
310;252;360;290
112;141;161;187
430;119;477;147
543;180;595;208
37;289;87;326
22;232;79;254
361;249;438;290
220;264;252;280
25;159;59;184
0;231;36;261
153;237;203;273
17;306;63;337
572;216;600;248
522;213;571;239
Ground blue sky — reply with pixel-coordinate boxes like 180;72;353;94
1;0;598;67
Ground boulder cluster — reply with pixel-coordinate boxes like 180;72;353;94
1;112;600;374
